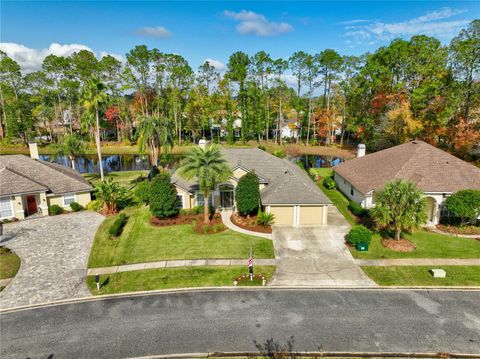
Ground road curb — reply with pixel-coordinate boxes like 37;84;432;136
129;350;480;358
1;285;479;314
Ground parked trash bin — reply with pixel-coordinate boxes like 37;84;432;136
355;242;369;251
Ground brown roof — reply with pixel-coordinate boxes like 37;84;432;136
333;141;480;195
0;155;92;196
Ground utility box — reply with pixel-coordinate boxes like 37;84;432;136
355;242;369;251
430;269;447;278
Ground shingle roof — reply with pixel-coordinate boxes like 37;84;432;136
172;148;331;205
333;140;480;195
0;155;92;196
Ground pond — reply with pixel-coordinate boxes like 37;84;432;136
288;154;344;169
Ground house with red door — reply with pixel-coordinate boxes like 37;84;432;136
0;144;92;221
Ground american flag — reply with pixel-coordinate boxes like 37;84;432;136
248;256;253;267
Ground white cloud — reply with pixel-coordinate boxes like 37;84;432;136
340;19;370;25
224;10;293;36
204;58;226;72
0;42;123;72
136;26;171;38
344;7;470;43
100;51;124;63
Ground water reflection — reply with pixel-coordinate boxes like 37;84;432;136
288;154;343;169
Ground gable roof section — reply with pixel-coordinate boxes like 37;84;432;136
0;167;48;196
333;141;480;195
0;155;92;196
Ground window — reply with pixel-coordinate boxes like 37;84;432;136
0;196;13;219
350;186;354;197
196;193;213;207
176;195;184;209
63;193;76;207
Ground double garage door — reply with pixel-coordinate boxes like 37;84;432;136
268;205;327;226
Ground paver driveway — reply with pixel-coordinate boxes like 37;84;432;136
270;207;375;286
0;211;104;309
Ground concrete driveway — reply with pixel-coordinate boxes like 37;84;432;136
271;206;375;286
0;211;104;309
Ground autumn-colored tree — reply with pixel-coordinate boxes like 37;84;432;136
385;100;423;144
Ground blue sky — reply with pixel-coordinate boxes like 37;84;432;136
1;1;478;72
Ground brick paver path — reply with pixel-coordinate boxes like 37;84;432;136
0;211;104;309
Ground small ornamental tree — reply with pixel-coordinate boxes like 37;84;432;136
445;190;480;226
235;171;260;215
370;179;427;241
149;172;180;218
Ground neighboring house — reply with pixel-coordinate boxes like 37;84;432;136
280;119;299;139
332;140;480;224
0;146;92;221
172;148;332;226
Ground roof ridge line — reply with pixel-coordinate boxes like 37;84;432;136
1;166;49;190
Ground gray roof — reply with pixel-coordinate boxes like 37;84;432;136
0;155;92;196
172;148;331;205
333;140;480;195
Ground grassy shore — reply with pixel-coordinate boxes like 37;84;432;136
86;265;276;294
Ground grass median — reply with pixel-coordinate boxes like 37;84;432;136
362;265;480;286
87;265;276;295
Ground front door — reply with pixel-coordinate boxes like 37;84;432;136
26;195;37;214
221;191;233;208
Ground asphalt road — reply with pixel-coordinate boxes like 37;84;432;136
1;289;479;358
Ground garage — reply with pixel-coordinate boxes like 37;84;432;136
267;205;328;226
268;205;295;225
299;205;326;225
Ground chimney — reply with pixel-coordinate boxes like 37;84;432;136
357;144;366;158
29;142;39;160
198;138;208;150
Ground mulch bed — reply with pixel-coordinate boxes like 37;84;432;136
436;224;480;236
231;213;272;234
150;213;227;234
381;238;416;252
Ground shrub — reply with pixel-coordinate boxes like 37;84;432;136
108;213;128;237
273;149;286;158
149;172;180;218
347;225;373;246
445;190;480;226
323;176;337;190
348;201;368;217
257;145;266;151
86;199;103;212
49;204;63;215
235;171;260;215
148;166;160;180
69;202;83;212
257;211;275;226
134;180;150;205
94;178;128;213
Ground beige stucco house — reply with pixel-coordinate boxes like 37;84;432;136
332;141;480;224
172;148;332;226
0;150;92;221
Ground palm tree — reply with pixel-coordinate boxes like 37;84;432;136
136;116;174;167
370;179;428;241
177;145;231;224
82;78;107;181
57;133;86;170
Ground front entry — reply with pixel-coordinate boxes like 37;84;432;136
26;195;37;214
221;191;234;208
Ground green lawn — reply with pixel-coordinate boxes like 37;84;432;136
352;231;480;259
83;170;148;188
362;266;480;286
86;265;276;294
0;247;20;280
88;206;275;268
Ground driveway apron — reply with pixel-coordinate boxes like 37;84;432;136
271;206;375;286
0;211;104;309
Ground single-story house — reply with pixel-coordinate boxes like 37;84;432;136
332;140;480;224
0;145;92;221
172;148;332;226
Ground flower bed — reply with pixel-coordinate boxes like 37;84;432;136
436;224;480;236
150;213;227;234
231;213;272;234
233;273;268;286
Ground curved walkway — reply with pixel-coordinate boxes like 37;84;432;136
220;210;272;239
0;211;104;310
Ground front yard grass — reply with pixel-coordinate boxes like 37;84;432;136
352;231;480;259
88;206;275;268
83;170;148;188
86;265;276;294
362;266;480;286
0;246;20;280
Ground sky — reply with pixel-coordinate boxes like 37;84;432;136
1;1;479;73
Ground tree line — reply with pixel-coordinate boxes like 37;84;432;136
0;20;478;163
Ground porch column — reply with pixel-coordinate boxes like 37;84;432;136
38;192;49;216
12;195;25;220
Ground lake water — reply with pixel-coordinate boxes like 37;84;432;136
39;153;344;173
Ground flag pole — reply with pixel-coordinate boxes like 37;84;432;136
249;239;253;281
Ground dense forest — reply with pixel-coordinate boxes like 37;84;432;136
0;20;478;163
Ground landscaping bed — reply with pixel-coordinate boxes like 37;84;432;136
362;265;480;286
151;213;226;234
0;246;20;280
88;206;274;268
436;224;480;236
86;265;276;294
231;213;272;234
381;238;416;252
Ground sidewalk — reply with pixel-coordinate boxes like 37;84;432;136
87;258;277;276
355;258;480;266
220;210;272;239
